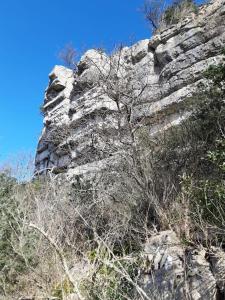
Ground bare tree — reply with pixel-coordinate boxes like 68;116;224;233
80;46;169;222
142;0;198;32
58;43;78;70
142;0;166;31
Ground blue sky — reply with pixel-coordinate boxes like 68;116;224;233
0;0;151;163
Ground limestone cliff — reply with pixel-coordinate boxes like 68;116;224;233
35;0;225;179
30;2;225;299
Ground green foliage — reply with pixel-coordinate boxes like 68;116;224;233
207;139;225;172
184;137;225;240
163;0;198;26
0;172;38;295
190;52;225;150
158;48;225;177
204;64;225;86
171;48;225;243
138;46;225;244
0;173;19;291
180;168;225;234
204;47;225;83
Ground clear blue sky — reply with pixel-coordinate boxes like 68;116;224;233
0;0;151;163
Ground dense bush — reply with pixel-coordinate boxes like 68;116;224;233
0;172;40;298
149;48;225;244
0;173;26;295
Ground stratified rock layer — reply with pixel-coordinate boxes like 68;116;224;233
35;0;225;179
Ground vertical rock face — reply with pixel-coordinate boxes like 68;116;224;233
35;0;225;178
36;66;74;173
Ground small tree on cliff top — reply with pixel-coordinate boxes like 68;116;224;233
58;43;78;70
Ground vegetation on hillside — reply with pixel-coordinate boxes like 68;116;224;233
0;45;224;299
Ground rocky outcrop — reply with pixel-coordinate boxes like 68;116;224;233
141;231;225;300
35;0;225;179
31;2;225;298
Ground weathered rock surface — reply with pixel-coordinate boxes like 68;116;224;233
35;0;225;179
141;231;225;300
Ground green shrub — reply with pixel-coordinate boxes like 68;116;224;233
155;47;225;244
0;172;38;295
163;0;198;26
